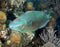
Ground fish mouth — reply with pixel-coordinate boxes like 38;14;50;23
9;20;26;31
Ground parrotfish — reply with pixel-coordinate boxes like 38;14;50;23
9;11;52;33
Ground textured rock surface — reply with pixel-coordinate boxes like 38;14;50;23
42;42;56;47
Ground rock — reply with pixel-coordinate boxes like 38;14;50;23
42;42;56;47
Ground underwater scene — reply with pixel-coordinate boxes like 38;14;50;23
0;0;60;47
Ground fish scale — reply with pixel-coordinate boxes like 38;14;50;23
9;11;52;33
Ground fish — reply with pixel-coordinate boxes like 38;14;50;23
9;11;52;33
